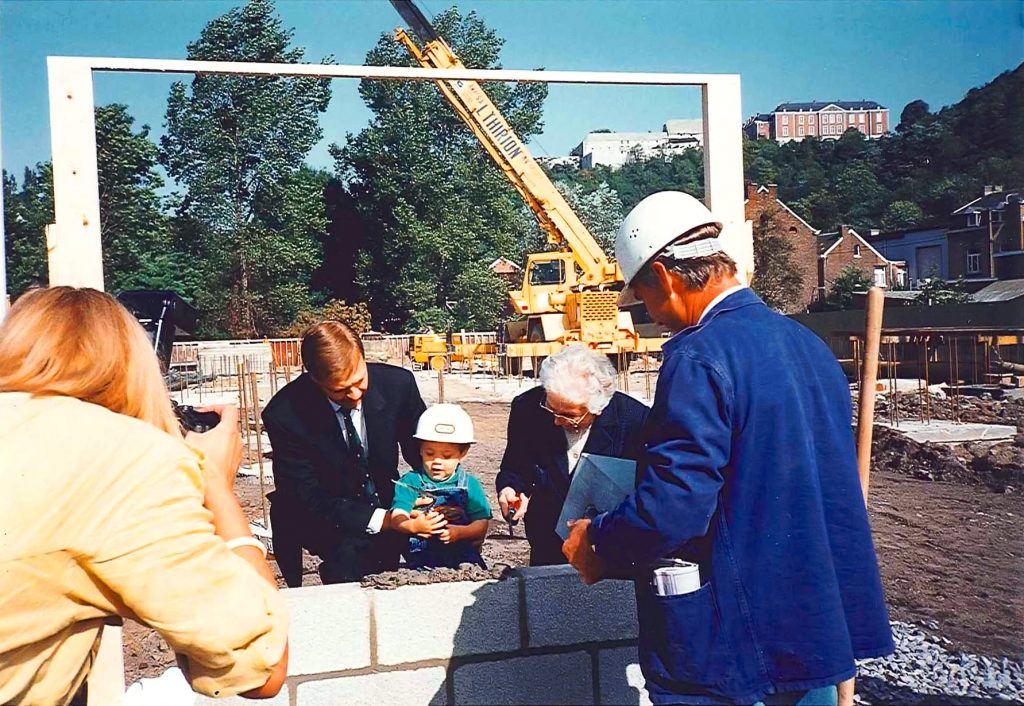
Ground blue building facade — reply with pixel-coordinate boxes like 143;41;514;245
868;227;948;287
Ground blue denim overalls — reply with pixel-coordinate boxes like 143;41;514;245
407;466;486;570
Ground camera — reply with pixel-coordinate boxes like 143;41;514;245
116;290;218;433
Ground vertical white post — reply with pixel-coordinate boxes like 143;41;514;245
47;57;104;289
0;67;7;321
702;76;754;282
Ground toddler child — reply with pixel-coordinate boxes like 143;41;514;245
389;404;492;569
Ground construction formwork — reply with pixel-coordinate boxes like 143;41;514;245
833;326;1024;426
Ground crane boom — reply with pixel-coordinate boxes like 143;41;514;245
389;0;619;288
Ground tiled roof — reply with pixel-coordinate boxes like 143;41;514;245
775;101;884;112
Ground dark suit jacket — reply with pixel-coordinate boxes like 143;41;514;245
496;387;648;566
262;364;426;583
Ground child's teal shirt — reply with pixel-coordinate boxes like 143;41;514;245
391;466;492;521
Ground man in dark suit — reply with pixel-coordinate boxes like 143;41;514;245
262;321;426;585
496;345;648;566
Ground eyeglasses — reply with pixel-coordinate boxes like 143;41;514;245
539;401;590;428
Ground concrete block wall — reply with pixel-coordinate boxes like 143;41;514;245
196;566;649;706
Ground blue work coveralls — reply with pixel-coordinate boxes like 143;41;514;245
591;288;894;704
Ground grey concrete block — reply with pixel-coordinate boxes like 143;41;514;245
286;583;372;674
453;652;594;705
194;684;289;706
374;579;520;665
519;565;638;647
598;646;650;706
296;667;447;706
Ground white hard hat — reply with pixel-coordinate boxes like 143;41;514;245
414;404;475;444
615;191;723;301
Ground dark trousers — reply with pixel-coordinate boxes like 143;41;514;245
269;492;401;586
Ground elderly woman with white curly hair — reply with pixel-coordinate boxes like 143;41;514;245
496;345;649;566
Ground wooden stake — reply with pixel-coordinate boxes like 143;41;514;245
248;371;269;528
856;287;884;502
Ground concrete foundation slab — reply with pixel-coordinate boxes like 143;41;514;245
878;420;1017;444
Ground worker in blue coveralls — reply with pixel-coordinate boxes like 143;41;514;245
562;191;894;706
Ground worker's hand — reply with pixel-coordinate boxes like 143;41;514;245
403;511;447;539
562;518;606;585
498;487;529;521
186;405;243;494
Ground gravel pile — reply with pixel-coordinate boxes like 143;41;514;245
856;621;1024;705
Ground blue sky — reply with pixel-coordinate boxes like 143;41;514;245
1;0;1021;180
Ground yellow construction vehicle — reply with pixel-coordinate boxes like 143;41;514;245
391;1;659;366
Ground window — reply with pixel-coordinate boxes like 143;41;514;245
782;126;790;137
798;126;804;137
992;210;1003;223
873;266;887;287
859;113;865;123
876;112;883;123
530;259;566;285
853;244;862;258
967;251;981;274
967;212;980;227
798;114;805;124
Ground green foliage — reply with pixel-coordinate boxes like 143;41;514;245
333;7;547;332
281;299;373;337
914;276;971;306
825;266;874;310
3;165;52;297
160;0;332;337
880;200;925;231
749;207;806;312
736;65;1024;232
95;104;180;292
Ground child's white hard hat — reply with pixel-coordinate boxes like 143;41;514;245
414;404;475;444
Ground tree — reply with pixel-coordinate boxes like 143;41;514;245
880;200;925;231
915;276;970;306
95;104;177;292
3;165;52;297
161;0;332;336
825;266;874;310
333;6;547;332
898;99;931;132
750;208;806;313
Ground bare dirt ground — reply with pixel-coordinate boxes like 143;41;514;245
123;392;1024;686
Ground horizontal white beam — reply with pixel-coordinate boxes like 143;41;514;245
49;56;735;86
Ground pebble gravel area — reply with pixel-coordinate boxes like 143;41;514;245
856;622;1024;705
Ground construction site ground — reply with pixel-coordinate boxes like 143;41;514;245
125;370;1024;697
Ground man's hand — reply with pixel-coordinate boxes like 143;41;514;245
562;518;606;585
498;487;529;521
401;511;447;539
185;405;243;494
838;677;854;706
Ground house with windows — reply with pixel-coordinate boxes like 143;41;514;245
817;225;906;299
948;187;1023;284
743;101;889;143
744;183;821;312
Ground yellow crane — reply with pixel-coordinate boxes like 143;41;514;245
391;0;653;367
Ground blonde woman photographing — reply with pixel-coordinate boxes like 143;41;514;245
0;287;288;705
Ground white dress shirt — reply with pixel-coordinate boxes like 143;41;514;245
564;426;592;474
327;399;387;534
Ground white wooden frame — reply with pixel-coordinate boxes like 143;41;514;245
45;56;752;290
